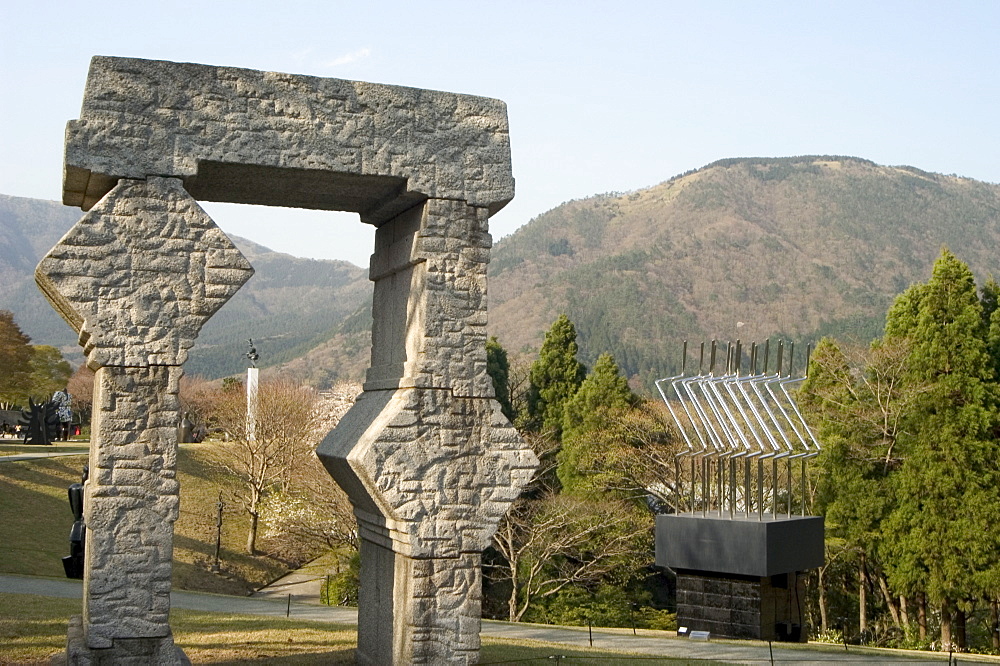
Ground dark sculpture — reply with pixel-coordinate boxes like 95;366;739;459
245;338;259;367
63;466;89;579
19;398;60;446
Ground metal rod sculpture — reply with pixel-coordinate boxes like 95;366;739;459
655;339;820;520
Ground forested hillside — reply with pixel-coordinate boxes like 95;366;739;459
0;195;84;353
8;156;1000;390
489;157;1000;387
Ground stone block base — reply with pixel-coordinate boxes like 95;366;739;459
57;615;190;665
676;570;807;642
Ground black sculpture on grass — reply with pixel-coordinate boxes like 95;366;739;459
63;466;89;579
19;398;60;446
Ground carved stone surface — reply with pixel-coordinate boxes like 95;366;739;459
83;365;182;649
318;198;538;664
37;172;251;664
47;55;534;665
365;200;493;395
64;56;514;223
36;177;253;369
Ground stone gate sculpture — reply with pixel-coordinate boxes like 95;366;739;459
39;56;538;665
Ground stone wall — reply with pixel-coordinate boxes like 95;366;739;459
676;570;807;641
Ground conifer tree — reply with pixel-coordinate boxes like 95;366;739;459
802;337;910;634
884;282;925;339
526;314;586;437
881;249;1000;649
557;353;635;494
981;278;1000;378
486;336;516;422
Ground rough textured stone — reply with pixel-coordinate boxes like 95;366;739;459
63;614;189;665
365;200;494;396
37;169;252;663
319;197;538;664
64;56;514;223
36;177;253;369
83;365;181;648
46;55;533;665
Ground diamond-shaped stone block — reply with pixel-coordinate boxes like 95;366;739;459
36;176;253;368
318;388;539;558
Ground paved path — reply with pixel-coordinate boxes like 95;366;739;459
0;450;89;463
251;558;329;604
3;573;988;664
0;439;90;463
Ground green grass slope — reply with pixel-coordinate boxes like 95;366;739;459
0;445;295;595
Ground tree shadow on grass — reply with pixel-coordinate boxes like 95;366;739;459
0;476;75;577
172;610;357;664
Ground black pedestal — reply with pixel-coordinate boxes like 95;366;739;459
656;512;824;641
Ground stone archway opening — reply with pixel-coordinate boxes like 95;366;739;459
200;202;374;268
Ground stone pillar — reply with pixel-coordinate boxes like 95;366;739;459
318;199;537;665
36;177;253;664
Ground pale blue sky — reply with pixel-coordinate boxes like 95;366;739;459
2;1;999;267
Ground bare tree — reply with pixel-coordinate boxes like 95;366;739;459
66;364;95;423
490;491;651;622
211;377;322;554
570;401;687;509
177;374;226;441
260;462;358;555
260;382;362;557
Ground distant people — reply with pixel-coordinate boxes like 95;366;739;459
52;388;73;441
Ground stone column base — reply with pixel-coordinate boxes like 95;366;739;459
355;534;482;665
55;615;190;665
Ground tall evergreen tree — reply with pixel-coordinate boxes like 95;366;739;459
881;249;1000;649
526;315;586;438
981;278;1000;379
884;282;925;340
486;336;516;422
979;277;1000;327
802;337;913;634
557;353;635;494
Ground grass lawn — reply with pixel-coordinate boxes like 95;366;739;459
0;444;302;595
0;593;708;664
0;456;86;577
0;440;90;457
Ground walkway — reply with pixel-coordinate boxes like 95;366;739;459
0;439;89;463
250;558;329;604
2;573;988;664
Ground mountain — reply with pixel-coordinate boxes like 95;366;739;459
487;156;1000;387
0;193;371;383
7;156;1000;392
0;194;88;353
